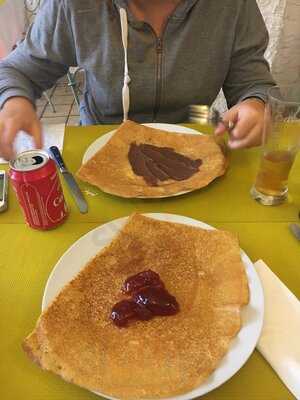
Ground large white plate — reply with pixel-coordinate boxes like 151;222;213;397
42;213;264;400
82;123;202;164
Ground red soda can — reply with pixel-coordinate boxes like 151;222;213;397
9;150;68;230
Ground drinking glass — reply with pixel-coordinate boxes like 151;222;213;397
250;85;300;205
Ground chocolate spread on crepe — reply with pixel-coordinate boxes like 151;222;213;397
23;214;249;400
128;143;202;186
76;120;227;198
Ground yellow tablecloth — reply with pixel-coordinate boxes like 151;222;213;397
1;124;299;400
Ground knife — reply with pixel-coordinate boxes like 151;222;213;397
289;223;300;241
49;146;88;214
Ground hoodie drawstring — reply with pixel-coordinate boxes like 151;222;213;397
119;8;130;121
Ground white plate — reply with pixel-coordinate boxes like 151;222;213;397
42;213;264;400
82;123;202;164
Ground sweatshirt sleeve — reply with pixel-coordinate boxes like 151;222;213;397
0;0;77;109
223;0;276;108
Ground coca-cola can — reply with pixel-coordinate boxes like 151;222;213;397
9;150;68;230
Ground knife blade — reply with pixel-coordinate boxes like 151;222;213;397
289;223;300;241
49;146;88;214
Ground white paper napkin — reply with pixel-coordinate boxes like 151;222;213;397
255;260;300;399
0;123;65;164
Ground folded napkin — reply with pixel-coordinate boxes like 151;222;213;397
0;123;65;164
255;260;300;399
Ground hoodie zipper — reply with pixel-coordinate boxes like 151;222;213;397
153;36;163;122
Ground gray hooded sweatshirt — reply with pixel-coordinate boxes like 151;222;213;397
0;0;275;125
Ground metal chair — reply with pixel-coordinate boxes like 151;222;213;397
42;91;55;113
25;2;82;113
67;67;83;110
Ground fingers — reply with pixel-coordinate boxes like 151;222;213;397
214;122;227;135
215;100;264;149
228;124;262;149
214;108;238;136
30;119;43;149
0;119;20;160
229;116;256;142
0;118;43;160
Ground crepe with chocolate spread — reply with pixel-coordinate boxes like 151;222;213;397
23;214;249;400
77;120;227;197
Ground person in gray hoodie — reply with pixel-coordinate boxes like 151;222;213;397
0;0;275;159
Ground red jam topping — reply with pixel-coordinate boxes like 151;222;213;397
110;300;137;327
110;270;179;328
122;269;164;294
133;287;179;316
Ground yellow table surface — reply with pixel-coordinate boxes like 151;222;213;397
1;124;299;400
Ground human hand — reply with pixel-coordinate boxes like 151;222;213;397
0;97;42;160
214;98;265;149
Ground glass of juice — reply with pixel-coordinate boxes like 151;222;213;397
251;85;300;205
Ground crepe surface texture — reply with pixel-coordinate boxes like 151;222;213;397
23;214;249;399
77;120;227;197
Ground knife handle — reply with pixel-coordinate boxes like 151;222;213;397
49;146;67;172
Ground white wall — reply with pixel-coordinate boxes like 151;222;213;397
214;0;300;111
0;0;25;58
258;0;300;85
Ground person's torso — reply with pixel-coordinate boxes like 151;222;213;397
66;0;242;124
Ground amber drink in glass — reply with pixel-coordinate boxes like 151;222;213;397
251;85;300;205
